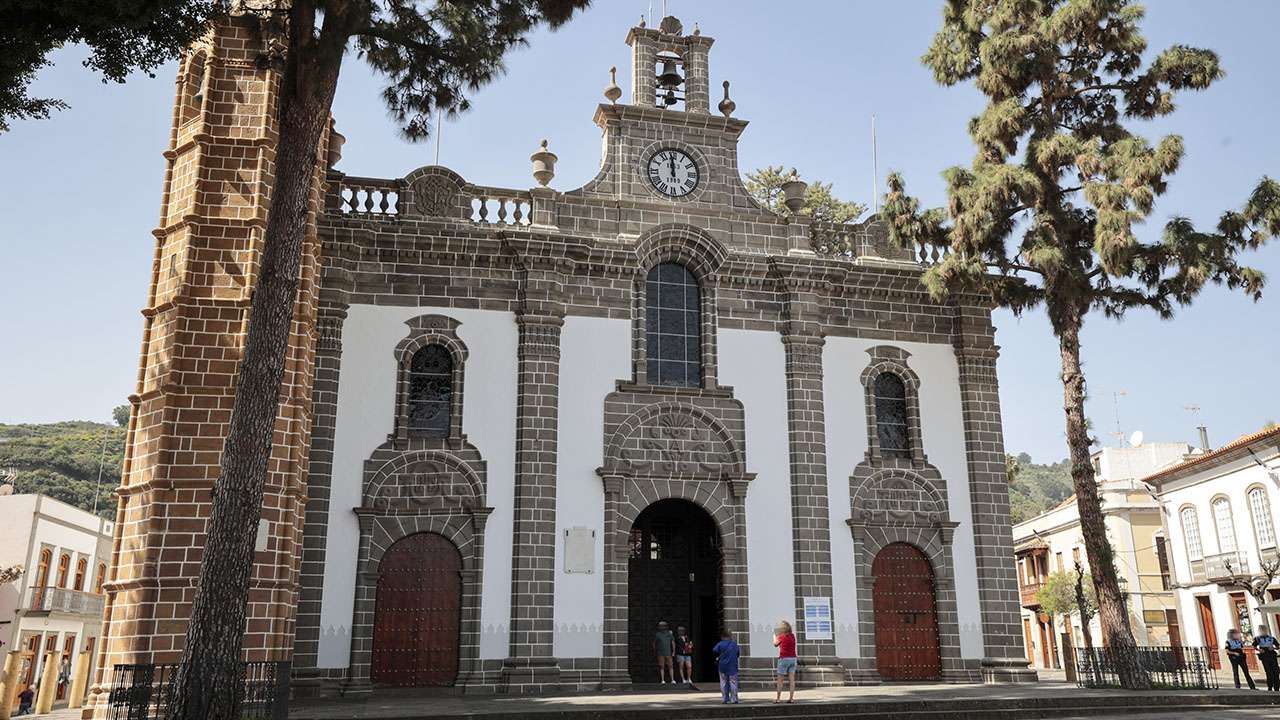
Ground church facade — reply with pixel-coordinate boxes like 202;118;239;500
90;11;1032;710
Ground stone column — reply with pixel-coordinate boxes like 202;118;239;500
597;471;631;688
501;243;570;692
682;36;715;113
770;258;845;685
293;301;348;692
953;306;1037;683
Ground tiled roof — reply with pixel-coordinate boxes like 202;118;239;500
1014;536;1050;554
1141;425;1280;486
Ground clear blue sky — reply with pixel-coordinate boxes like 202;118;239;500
1;1;1276;464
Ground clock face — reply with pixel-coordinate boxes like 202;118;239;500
646;148;700;198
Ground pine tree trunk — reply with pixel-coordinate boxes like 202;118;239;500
1057;314;1151;690
164;42;341;720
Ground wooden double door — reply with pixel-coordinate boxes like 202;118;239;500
627;499;723;683
370;532;462;687
873;543;943;680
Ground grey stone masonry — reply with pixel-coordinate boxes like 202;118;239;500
769;254;845;685
952;304;1037;683
502;237;575;692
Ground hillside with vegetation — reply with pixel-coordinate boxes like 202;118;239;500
0;412;127;519
1008;452;1075;525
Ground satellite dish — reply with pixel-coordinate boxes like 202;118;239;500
1130;430;1144;448
0;484;13;496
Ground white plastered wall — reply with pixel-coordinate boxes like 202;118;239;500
551;315;630;658
317;305;519;667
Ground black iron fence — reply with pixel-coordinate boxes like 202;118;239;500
106;661;290;720
1075;646;1218;689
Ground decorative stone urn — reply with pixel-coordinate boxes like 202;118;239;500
781;168;807;213
530;139;558;187
327;129;345;169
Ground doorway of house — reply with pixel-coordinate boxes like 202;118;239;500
369;532;462;687
626;499;722;683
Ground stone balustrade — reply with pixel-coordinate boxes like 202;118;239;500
465;185;532;226
338;176;401;216
809;219;950;265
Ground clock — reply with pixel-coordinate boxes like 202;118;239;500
646;148;700;198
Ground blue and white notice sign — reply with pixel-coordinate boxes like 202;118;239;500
803;596;832;640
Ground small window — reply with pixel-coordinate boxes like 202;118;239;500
74;558;86;591
1181;507;1203;561
1155;535;1172;590
37;549;51;587
645;263;701;388
1250;487;1276;549
407;345;452;437
1213;497;1237;555
873;372;910;458
95;564;107;594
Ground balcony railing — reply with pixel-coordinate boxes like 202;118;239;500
1020;581;1045;608
27;586;106;617
1204;550;1251;582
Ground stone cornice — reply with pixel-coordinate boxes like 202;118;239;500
593;103;748;137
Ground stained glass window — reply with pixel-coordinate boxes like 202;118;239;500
408;344;452;437
1251;487;1276;549
645;263;701;388
1181;507;1203;561
874;372;910;458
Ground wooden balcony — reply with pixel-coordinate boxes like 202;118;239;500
1021;581;1045;608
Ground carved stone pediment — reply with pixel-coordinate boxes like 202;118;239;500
851;471;945;526
367;460;475;512
620;409;737;476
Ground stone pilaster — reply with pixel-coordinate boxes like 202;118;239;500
953;306;1037;683
770;258;844;685
597;471;632;688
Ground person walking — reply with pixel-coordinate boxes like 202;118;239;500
1254;625;1280;691
712;628;740;704
15;686;35;716
1226;628;1257;690
653;620;676;684
773;620;797;704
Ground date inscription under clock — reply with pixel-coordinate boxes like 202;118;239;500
646;148;700;198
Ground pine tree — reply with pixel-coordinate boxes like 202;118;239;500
882;0;1280;689
746;165;867;254
165;2;591;718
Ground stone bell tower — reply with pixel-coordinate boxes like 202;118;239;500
85;7;333;716
626;15;713;111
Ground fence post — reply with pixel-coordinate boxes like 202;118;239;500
272;661;291;720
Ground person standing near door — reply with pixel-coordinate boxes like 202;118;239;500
1226;628;1257;690
653;621;676;684
674;625;695;686
712;628;740;704
1254;625;1280;691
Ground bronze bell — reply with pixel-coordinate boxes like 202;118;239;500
656;59;683;90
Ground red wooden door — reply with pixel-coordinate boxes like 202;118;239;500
873;543;942;680
370;532;462;687
1197;595;1220;669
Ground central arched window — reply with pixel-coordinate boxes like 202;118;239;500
874;372;910;458
74;558;86;591
645;263;701;387
1213;497;1237;555
407;345;452;437
1181;506;1203;561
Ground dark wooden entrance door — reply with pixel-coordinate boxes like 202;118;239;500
873;543;942;680
1197;595;1220;669
370;532;462;687
627;499;722;683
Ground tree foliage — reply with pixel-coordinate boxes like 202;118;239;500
1040;570;1100;622
746;165;868;255
881;0;1280;689
0;421;123;519
0;0;222;131
112;404;131;428
1009;453;1074;524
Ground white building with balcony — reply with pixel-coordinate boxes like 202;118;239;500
1149;426;1280;664
0;493;112;708
1012;443;1191;670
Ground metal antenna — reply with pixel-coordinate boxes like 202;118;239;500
434;109;442;165
872;115;879;215
1099;388;1127;447
93;427;110;516
1185;404;1204;425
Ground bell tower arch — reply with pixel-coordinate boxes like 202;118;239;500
625;15;713;112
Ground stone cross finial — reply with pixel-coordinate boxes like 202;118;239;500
604;66;622;104
718;80;735;117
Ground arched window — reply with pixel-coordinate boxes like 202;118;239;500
407;344;452;437
56;554;70;588
1213;497;1237;555
1181;507;1203;561
74;558;86;591
37;549;51;587
645;263;701;387
182;52;206;123
1250;487;1276;549
874;372;910;458
96;564;107;594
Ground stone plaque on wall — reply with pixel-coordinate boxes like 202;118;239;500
564;525;596;574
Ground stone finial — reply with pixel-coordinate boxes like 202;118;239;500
781;168;807;213
638;14;646;28
693;23;700;36
530;139;558;187
659;15;683;35
604;66;622;104
718;80;735;118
